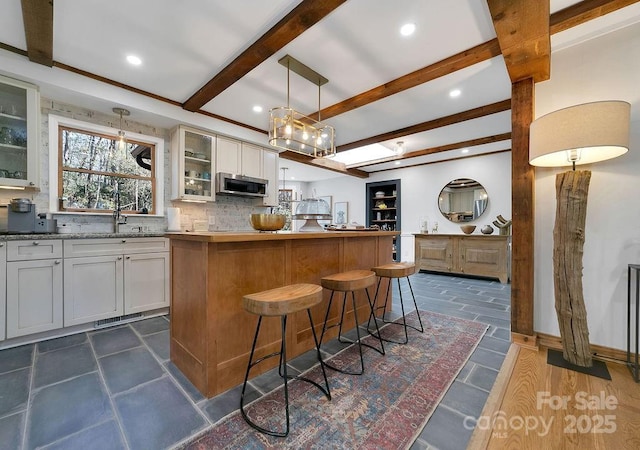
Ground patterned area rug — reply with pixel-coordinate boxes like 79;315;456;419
182;310;487;449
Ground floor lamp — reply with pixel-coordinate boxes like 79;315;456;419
529;101;630;379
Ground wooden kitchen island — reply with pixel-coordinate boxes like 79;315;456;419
166;230;397;397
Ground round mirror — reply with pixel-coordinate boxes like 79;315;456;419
438;178;488;223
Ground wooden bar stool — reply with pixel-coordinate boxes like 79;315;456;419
240;283;331;437
319;270;385;375
368;262;424;344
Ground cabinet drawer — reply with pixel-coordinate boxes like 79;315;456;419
64;237;169;257
7;240;63;261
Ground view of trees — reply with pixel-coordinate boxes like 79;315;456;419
60;127;154;213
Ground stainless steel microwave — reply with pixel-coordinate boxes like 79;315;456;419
215;173;268;198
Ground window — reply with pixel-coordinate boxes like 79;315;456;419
48;115;164;215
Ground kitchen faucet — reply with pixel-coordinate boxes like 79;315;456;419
113;192;127;233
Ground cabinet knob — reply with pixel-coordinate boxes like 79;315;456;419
32;241;39;245
0;242;4;247
117;256;123;260
126;256;130;260
121;239;126;243
55;260;61;264
29;182;35;186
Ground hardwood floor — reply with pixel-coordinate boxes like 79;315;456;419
468;345;640;449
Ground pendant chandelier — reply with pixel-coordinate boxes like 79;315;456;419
112;107;130;152
269;55;335;158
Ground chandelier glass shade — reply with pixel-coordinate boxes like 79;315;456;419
268;55;336;158
269;106;335;157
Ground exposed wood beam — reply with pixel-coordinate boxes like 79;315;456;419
21;0;53;67
313;40;502;121
182;0;347;112
279;150;369;178
488;0;550;83
510;78;535;336
354;133;512;169
367;149;511;174
338;99;511;152
550;0;640;34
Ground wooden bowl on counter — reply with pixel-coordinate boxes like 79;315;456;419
250;214;286;231
460;225;476;234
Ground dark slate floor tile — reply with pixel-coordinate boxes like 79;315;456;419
0;344;33;375
440;380;489;420
198;383;260;424
420;405;473;450
475;314;511;329
164;362;205;403
288;348;323;373
143;330;170;361
479;335;511;354
492;327;511;341
467;365;500;392
90;326;141;357
451;296;508;310
99;347;164;395
130;316;169;336
27;373;112;450
0;412;25;450
456;361;474;382
408;437;431;450
114;377;206;450
0;367;30;417
43;420;125;450
33;343;96;389
469;347;507;371
461;304;511;320
250;366;301;395
37;333;87;354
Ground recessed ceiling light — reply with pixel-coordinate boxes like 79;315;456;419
252;105;263;113
126;55;142;66
395;161;401;166
400;23;416;36
449;89;461;98
461;148;469;154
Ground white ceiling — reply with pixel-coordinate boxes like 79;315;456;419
1;0;640;182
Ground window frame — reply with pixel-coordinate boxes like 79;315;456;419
48;114;165;215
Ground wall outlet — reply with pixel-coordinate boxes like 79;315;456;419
208;216;216;225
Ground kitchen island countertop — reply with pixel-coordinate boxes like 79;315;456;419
165;229;398;243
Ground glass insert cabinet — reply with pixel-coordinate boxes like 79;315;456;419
0;75;40;189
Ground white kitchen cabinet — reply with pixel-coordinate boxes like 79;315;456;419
262;148;279;206
0;74;40;189
63;238;170;327
241;142;263;178
0;241;6;341
6;240;63;338
124;252;170;313
171;125;215;202
216;135;241;175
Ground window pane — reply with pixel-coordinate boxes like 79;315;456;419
61;128;152;178
62;172;152;212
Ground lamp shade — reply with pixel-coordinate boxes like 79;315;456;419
529;100;630;167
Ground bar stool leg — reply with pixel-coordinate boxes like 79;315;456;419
368;275;424;344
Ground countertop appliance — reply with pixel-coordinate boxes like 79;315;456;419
215;173;268;198
5;198;57;234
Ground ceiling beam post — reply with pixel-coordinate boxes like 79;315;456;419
21;0;54;67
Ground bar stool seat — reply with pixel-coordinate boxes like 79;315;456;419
240;283;331;438
319;270;385;375
368;262;424;344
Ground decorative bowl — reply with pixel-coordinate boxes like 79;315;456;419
250;213;286;231
460;225;476;234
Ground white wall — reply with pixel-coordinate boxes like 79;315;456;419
534;22;640;350
310;151;512;261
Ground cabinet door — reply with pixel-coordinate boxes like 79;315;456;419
0;74;40;189
0;242;6;341
63;255;124;326
458;237;507;280
241;143;263;178
262;149;279;206
171;126;215;202
415;236;453;272
216;136;241;175
6;258;63;338
124;252;170;313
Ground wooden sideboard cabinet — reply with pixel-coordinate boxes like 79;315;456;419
414;234;510;283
